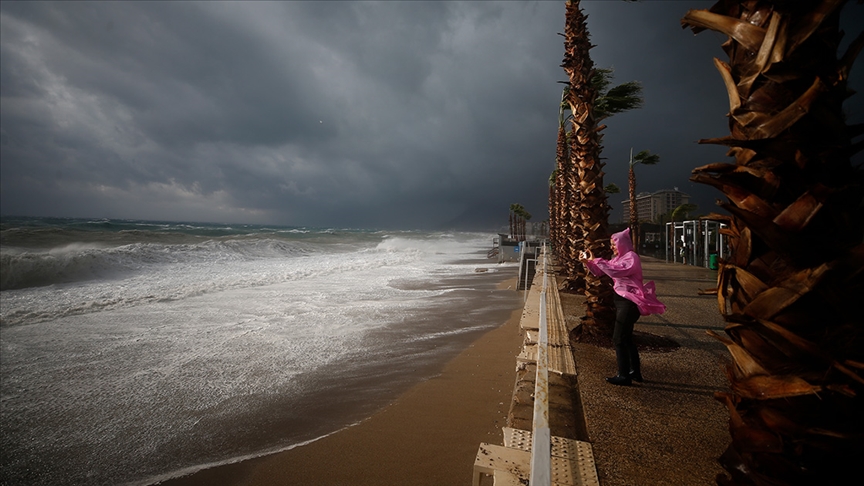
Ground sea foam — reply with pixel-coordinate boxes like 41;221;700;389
1;218;517;486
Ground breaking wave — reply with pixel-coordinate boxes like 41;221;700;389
0;239;315;291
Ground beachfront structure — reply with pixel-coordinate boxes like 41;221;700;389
492;234;521;263
620;188;690;223
665;219;727;269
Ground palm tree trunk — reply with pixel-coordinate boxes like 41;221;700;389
563;0;615;338
546;171;558;248
683;1;864;484
554;125;566;255
628;161;638;250
565;129;586;292
555;124;576;284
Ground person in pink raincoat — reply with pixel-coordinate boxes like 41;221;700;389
580;228;666;386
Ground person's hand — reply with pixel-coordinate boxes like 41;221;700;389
579;249;593;261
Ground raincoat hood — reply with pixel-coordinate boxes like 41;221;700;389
611;228;634;256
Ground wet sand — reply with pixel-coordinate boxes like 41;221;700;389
158;277;524;486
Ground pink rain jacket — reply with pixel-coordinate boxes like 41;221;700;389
582;228;666;316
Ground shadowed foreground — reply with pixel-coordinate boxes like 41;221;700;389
561;257;729;485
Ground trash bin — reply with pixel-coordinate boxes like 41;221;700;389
709;253;719;270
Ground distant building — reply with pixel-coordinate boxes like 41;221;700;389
620;188;690;223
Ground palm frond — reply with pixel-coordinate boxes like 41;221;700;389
595;81;644;120
604;183;621;194
558;85;571;127
590;68;614;97
633;149;660;166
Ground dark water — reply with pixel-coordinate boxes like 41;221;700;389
1;217;522;485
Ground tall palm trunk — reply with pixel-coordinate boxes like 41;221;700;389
554;125;566;257
683;2;864;484
565;128;587;292
549;169;557;249
563;0;615;337
555;123;581;288
628;158;638;247
553;87;585;290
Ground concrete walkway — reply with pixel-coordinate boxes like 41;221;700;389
479;256;731;485
562;257;730;485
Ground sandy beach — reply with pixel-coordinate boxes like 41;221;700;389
158;277;523;486
156;257;732;486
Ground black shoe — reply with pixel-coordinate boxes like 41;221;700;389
629;371;643;383
606;374;632;386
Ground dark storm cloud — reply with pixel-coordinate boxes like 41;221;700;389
1;1;862;229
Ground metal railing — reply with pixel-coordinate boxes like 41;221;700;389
529;243;551;485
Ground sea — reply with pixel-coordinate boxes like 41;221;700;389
0;216;522;486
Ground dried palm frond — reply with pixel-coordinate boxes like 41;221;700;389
683;1;864;484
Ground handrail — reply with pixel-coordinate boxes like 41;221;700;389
529;242;551;486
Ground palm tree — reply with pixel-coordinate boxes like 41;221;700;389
683;2;863;484
561;0;616;338
509;204;516;240
552;86;586;290
549;169;557;244
669;202;697;223
519;207;531;241
553;70;643;292
509;204;530;242
509;203;525;240
628;148;660;249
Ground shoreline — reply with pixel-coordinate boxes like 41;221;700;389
156;277;523;486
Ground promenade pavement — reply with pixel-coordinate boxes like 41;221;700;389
559;257;731;485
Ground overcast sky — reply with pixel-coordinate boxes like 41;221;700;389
1;1;862;230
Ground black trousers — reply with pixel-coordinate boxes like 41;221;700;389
613;294;641;375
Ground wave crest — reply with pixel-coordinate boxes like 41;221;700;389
0;239;312;291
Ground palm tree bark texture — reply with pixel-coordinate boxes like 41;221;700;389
682;1;864;484
554;106;586;291
549;169;556;247
562;0;615;339
551;86;582;291
629;158;638;241
555;120;585;290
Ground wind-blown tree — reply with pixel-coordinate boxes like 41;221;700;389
521;208;532;240
509;203;530;241
552;87;586;290
561;0;616;338
628;148;661;249
670;202;698;224
682;2;863;484
552;69;644;293
509;203;516;240
509;203;525;240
